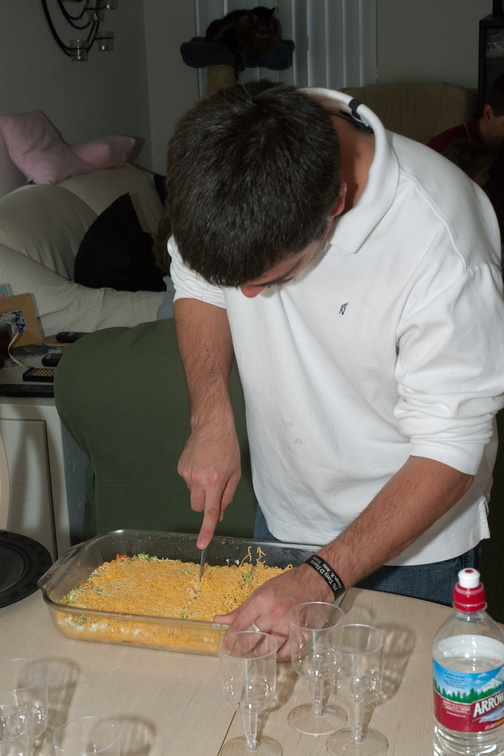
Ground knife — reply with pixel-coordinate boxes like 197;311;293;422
198;513;208;580
198;545;208;581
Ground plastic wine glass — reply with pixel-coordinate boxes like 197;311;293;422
286;601;347;736
326;623;388;755
0;704;34;756
52;717;121;756
217;630;282;755
0;659;48;740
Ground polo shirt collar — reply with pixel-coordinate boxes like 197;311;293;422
307;88;400;255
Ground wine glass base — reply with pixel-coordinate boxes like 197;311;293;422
288;703;347;736
326;727;388;755
220;735;283;755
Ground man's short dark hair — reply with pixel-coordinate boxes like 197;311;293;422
163;80;341;287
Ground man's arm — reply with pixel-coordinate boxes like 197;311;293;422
175;297;241;549
215;456;473;660
316;455;473;584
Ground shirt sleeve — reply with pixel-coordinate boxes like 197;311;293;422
168;237;227;310
395;260;504;474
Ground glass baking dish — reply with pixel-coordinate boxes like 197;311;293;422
38;529;319;655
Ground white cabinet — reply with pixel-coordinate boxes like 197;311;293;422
0;395;70;560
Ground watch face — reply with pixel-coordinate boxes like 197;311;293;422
0;531;52;608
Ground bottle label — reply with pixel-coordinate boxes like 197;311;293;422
433;636;504;734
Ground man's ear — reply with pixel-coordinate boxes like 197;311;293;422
482;104;495;123
328;182;347;218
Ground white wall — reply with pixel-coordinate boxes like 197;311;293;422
377;0;491;86
0;1;497;173
0;0;152;166
143;2;199;175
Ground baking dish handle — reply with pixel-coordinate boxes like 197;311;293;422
37;542;83;589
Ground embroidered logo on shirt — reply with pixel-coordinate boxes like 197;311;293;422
339;302;349;315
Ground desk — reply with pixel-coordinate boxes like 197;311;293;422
1;587;454;756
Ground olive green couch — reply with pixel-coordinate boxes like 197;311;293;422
54;318;257;544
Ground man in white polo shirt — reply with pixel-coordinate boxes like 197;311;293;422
162;81;504;659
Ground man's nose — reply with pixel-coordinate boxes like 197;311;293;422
240;284;266;298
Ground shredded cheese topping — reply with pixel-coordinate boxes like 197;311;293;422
55;551;290;653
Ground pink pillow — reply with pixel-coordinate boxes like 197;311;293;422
0;110;92;184
70;135;136;169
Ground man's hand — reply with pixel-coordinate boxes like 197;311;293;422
214;564;334;661
213;456;474;660
174;297;238;549
178;423;241;549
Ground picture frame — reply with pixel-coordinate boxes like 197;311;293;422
0;293;42;347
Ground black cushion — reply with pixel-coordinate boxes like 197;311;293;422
74;193;165;292
153;174;167;204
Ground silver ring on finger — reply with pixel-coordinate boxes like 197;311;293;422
251;621;262;633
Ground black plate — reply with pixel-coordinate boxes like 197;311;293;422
0;532;52;608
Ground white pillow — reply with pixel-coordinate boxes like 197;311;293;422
0;242;164;335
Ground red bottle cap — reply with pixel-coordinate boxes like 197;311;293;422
453;568;486;612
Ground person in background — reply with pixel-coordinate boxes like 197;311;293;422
429;74;504;238
162;81;504;659
442;140;495;188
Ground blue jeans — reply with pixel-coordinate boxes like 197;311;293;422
254;506;479;607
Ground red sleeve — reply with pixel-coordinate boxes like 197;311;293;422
427;133;452;153
427;124;469;153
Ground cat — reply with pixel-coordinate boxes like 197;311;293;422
205;6;282;77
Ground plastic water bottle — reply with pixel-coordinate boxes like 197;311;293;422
433;568;504;755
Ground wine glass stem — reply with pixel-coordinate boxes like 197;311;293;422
241;710;259;750
351;702;364;743
310;678;324;717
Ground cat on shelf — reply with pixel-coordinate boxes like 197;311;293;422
205;6;282;77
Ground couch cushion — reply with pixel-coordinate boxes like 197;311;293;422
0;184;96;278
0;164;164;281
58;163;163;236
74;193;165;292
0;110;92;184
342;82;476;144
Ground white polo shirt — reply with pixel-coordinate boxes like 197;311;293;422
170;88;504;566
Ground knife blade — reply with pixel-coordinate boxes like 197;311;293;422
198;546;208;581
